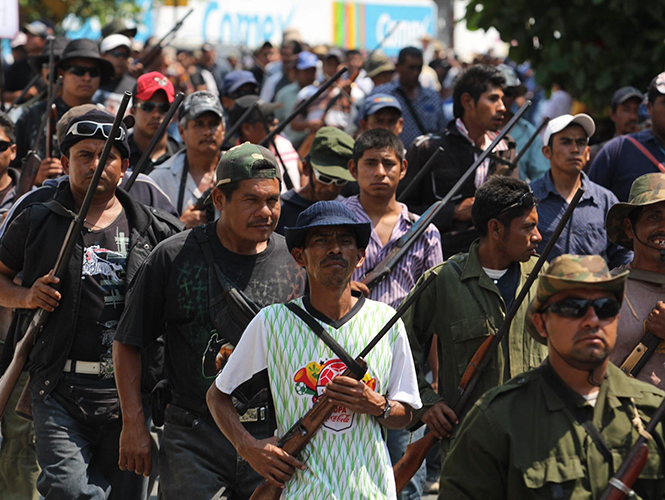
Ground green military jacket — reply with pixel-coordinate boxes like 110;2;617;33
404;240;548;425
440;362;665;499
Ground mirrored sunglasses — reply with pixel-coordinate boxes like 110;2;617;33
313;168;347;186
67;121;126;141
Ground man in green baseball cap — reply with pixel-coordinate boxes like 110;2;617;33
277;126;355;234
441;254;665;500
113;140;307;498
605;173;665;388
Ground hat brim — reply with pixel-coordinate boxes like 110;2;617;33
310;160;356;182
284;219;371;252
366;63;396;79
57;55;115;85
605;198;665;250
525;271;628;345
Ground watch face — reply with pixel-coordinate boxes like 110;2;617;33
382;399;392;419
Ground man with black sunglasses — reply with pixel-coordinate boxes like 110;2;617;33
95;34;137;113
127;71;182;174
440;254;665;499
0;114;19;214
13;38;114;187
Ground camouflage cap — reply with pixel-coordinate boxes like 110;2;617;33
525;254;628;344
309;127;355;182
606;173;665;249
205;142;282;204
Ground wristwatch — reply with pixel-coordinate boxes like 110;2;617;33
379;397;392;420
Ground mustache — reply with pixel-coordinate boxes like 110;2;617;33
247;218;271;227
321;256;348;266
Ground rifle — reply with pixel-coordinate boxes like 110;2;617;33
44;36;56;160
393;186;585;493
220;102;259;149
248;271;438;500
15;75;63;199
619;331;661;378
123;91;185;192
256;105;294;190
367;21;402;60
6;74;42;114
361;100;532;291
396;147;444;203
0;91;132;419
259;66;348;148
599;396;665;500
137;8;194;69
513;116;550;165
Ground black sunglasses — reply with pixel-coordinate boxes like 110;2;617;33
108;50;129;59
137;101;170;114
67;65;101;78
543;297;621;319
0;140;13;152
498;191;537;216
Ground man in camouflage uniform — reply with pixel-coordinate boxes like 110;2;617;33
440;255;665;499
605;173;665;388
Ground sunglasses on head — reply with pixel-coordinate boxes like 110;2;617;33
543;297;621;319
498;190;537;216
67;121;126;141
313;168;347;186
137;101;170;114
0;140;13;153
66;65;101;78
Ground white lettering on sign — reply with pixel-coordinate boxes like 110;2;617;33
375;13;431;50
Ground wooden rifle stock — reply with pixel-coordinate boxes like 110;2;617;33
362;101;532;291
393;186;585;494
0;92;132;419
248;272;438;499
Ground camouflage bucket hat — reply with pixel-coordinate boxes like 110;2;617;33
606;173;665;250
525;255;628;344
205;142;282;204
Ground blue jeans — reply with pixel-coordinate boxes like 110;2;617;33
31;387;148;500
159;403;271;500
387;427;426;500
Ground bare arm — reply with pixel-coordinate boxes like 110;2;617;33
206;384;306;489
0;260;60;311
113;341;152;477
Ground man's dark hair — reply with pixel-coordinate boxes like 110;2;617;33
472;176;534;237
397;47;423;66
648;76;663;106
346;49;360;59
452;65;506;119
352;128;404;165
0;113;16;143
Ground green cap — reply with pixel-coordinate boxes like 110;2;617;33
205;142;282;204
525;254;628;344
309;127;356;182
606;173;665;250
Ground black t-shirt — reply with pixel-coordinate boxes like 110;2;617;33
276;189;314;235
70;210;130;363
114;222;307;408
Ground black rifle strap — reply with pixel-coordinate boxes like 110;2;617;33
462;141;515;169
539;361;614;473
176;153;189;215
284;302;365;378
394;87;428;136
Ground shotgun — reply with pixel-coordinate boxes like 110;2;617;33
0;91;132;419
393;186;585;493
361;101;531;291
248;271;438;500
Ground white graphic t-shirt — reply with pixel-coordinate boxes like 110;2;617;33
216;296;422;500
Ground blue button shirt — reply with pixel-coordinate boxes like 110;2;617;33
530;171;633;268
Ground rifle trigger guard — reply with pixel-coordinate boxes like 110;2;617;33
608;478;635;496
278;421;308;447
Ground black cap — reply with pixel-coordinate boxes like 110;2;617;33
611;87;644;107
229;95;281;127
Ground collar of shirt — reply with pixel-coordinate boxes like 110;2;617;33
533;170;598;206
343;195;412;249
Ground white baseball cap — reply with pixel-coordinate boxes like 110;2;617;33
543;113;596;146
100;34;131;54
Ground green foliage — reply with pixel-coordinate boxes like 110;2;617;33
20;0;141;26
464;0;665;110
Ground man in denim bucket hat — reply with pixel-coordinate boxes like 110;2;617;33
209;199;422;498
441;254;665;500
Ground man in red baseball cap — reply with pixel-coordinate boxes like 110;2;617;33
128;71;182;174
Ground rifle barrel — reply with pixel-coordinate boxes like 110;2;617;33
259;67;348;147
124;92;185;192
7;74;41;113
221;102;259;148
513;116;550;165
397;147;444;203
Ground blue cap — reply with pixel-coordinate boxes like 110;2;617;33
284;201;371;252
223;70;259;96
296;51;318;71
362;93;403;119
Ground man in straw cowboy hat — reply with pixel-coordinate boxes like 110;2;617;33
606;173;665;388
439;254;665;499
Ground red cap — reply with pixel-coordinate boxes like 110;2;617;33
134;71;175;102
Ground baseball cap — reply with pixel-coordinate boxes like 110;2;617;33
228;95;281;127
223;70;259;96
10;33;27;49
134;71;175;103
611;86;644;108
296;51;318;71
100;34;131;54
60;109;130;159
309;127;355;182
23;21;49;37
178;91;224;122
362;94;403;119
284;201;371;252
525;255;628;344
324;48;344;63
543;114;596;146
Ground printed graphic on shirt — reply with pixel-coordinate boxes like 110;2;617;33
294;358;377;432
202;330;234;378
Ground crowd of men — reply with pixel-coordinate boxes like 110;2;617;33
1;15;665;500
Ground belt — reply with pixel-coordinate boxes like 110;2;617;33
63;359;102;376
170;394;270;424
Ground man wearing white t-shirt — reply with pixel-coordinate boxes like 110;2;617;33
207;200;422;499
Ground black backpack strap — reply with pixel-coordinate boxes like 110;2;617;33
284;302;366;378
394;87;428;136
